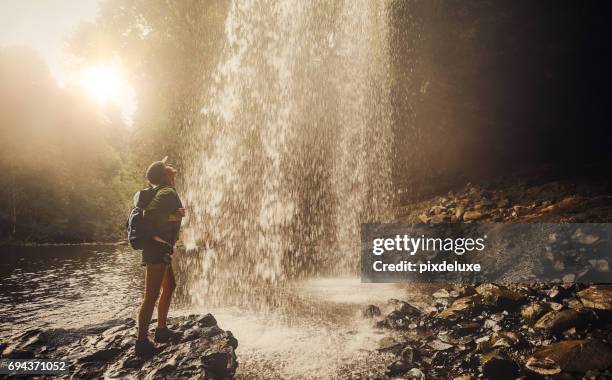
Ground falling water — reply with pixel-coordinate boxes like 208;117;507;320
182;0;394;307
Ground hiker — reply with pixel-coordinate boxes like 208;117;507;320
134;157;185;356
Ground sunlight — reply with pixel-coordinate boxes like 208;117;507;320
79;64;122;104
77;63;137;127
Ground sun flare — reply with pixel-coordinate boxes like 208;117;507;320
79;64;123;104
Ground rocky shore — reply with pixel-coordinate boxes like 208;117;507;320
1;314;238;379
371;178;612;379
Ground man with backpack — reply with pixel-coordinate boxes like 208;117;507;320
128;157;185;356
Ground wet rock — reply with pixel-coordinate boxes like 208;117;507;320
433;288;451;298
572;228;599;245
197;313;217;327
394;301;421;317
78;347;122;363
405;368;426;380
201;351;233;377
534;309;586;334
578;285;612;310
453;322;480;336
427;339;453;351
386;359;410;376
476;284;525;310
463;210;485;221
521;303;548;325
362;304;381;318
437;296;482;321
400;346;421;364
430;214;449;224
525;357;561;375
490;331;521;348
481;352;519;380
3;314;238;379
533;339;612;372
588;259;610;272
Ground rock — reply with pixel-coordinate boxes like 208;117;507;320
476;284;525;310
400;346;421;364
490;331;521;348
362;304;381;318
578;285;612;310
433;288;451;298
78;348;122;363
437;296;481;320
418;214;430;223
453;321;480;336
534;309;586;334
405;368;426;380
562;273;576;283
497;199;510;208
430;214;449;224
197;313;217;327
521;303;548;325
201;351;232;377
588;259;610;272
533;340;612;372
463;210;485;221
3;314;238;379
572;228;599;245
430;205;446;215
393;301;421;317
386;359;410;376
525;357;561;375
481;353;519;380
427;339;453;351
455;206;465;220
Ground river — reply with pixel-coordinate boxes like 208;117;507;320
0;245;434;379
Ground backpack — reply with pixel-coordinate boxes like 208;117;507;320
126;187;160;250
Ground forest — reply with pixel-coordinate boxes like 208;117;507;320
0;1;228;243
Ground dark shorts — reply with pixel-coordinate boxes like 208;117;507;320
141;240;173;266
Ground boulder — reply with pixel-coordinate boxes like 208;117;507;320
362;304;381;318
534;310;587;334
578;285;612;310
521;303;548;325
481;352;519;380
476;284;526;310
532;340;612;372
463;210;485;221
437;296;482;320
2;314;238;379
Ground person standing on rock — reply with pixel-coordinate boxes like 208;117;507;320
135;157;185;356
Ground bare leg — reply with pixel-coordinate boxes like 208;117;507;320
157;265;176;329
137;264;166;340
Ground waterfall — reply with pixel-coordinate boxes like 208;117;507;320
182;0;394;307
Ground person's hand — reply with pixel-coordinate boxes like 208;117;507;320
168;208;185;222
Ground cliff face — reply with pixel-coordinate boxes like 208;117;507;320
388;1;612;194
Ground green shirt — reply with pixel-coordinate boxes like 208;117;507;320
143;185;183;245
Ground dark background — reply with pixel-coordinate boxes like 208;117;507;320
389;0;611;194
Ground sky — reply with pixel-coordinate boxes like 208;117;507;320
0;0;136;126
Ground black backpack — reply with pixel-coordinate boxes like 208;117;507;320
126;187;159;250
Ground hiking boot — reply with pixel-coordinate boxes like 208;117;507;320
135;339;159;357
154;327;182;343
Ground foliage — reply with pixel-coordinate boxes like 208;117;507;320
0;47;141;242
0;1;227;243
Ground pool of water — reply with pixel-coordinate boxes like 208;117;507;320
0;245;431;378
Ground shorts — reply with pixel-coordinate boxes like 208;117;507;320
141;240;173;266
